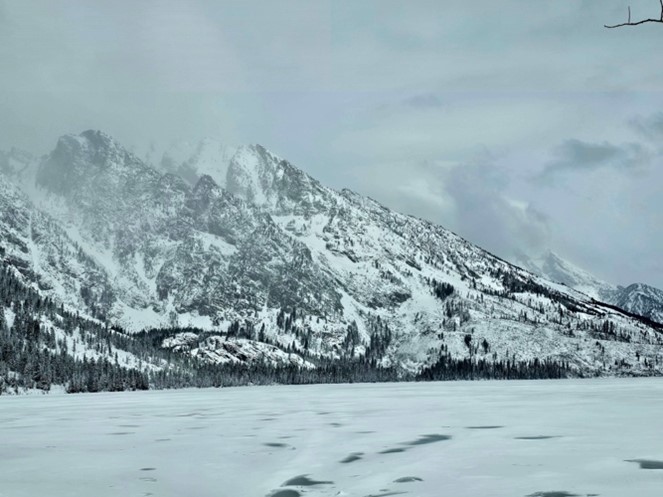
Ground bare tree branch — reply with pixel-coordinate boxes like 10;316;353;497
605;0;663;28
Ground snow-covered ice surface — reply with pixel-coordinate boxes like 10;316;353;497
1;379;663;497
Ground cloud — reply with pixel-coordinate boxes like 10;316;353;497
537;139;651;183
442;160;551;258
0;0;662;288
403;94;443;109
630;112;663;141
352;153;551;262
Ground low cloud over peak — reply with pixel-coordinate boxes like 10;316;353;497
537;138;652;184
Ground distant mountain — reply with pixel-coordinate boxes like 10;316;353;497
513;251;663;324
1;129;662;392
613;283;663;325
512;251;614;300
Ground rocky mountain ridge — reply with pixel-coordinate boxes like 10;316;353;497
1;130;662;379
168;138;663;326
514;251;663;324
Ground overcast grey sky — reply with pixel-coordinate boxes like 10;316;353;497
1;0;662;287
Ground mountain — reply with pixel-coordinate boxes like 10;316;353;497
156;139;327;215
0;254;314;395
1;130;663;391
513;251;615;301
157;138;237;186
513;251;663;324
0;147;39;190
613;283;663;325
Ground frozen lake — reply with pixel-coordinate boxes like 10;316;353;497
1;379;662;497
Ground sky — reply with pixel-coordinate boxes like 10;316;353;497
1;0;662;288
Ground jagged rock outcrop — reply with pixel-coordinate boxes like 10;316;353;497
613;283;663;325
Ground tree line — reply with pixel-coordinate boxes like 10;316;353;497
0;261;577;395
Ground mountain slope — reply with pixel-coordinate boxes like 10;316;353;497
0;255;313;394
613;283;663;325
1;130;662;379
514;251;663;324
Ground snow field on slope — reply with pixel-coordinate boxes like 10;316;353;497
114;301;217;333
185;139;236;184
1;379;662;497
231;146;269;205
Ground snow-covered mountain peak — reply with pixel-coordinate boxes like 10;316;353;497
187;174;224;214
37;130;158;197
622;283;650;293
152;139;330;215
192;173;221;196
74;130;145;170
3;129;663;377
225;144;331;215
511;250;663;324
540;250;594;286
513;250;614;300
79;129;116;149
159;138;237;186
613;283;663;324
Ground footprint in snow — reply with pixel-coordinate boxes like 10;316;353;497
340;452;364;463
394;476;423;483
268;491;300;497
282;475;333;486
